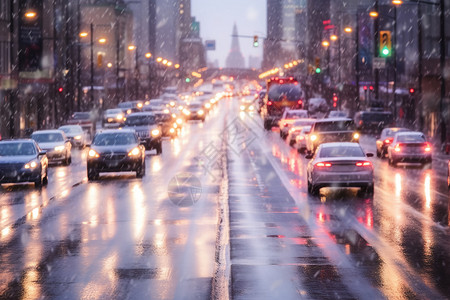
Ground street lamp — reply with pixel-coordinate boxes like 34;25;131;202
127;45;139;99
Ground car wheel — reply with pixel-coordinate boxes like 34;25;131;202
289;140;295;147
87;168;98;181
136;160;146;178
263;120;271;131
156;143;162;155
42;168;48;186
68;155;72;165
376;149;381;158
361;184;374;195
34;171;42;188
388;157;395;166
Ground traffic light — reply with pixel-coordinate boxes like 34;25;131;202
97;53;103;67
315;57;321;73
363;86;368;91
58;86;63;93
332;93;338;108
379;31;392;57
409;88;415;95
253;35;259;47
185;77;191;83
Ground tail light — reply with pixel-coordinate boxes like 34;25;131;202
298;136;304;140
356;161;372;167
384;137;393;144
315;162;332;168
297;100;303;105
267;101;272;106
394;144;401;152
284;123;289;127
424;143;431;152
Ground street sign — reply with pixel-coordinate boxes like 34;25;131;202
205;40;216;51
373;57;386;69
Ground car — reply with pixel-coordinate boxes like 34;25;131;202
239;97;257;112
102;108;124;128
0;140;48;187
306;142;374;195
278;109;309;139
31;130;72;165
307;97;329;119
327;110;349;118
286;119;315;146
67;112;95;138
295;125;312;153
387;131;432;166
354;110;393;133
306;118;360;154
118;101;144;115
123;112;163;154
86;129;146;180
375;127;410;158
58;125;87;149
184;102;206;122
154;111;179;137
448;160;450;188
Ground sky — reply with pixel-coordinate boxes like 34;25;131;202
191;0;266;68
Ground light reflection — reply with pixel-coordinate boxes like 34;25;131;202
152;158;162;172
424;173;431;209
56;169;67;178
1;226;11;239
172;138;181;156
131;184;146;241
395;173;402;197
23;269;41;299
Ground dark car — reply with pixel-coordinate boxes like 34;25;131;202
118;101;144;115
185;102;206;122
0;140;48;187
354;110;393;133
376;127;410;158
123;112;162;154
154;111;178;137
87;129;146;180
67;112;95;138
306;118;360;154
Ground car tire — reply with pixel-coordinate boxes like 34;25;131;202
289;140;295;147
376;149;381;158
388;157;396;166
34;170;42;188
361;184;374;195
43;168;48;186
68;155;72;165
263;120;271;131
156;143;162;155
136;160;146;178
87;168;98;181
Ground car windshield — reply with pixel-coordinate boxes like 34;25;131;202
72;113;90;120
319;146;365;158
329;111;347;117
397;134;426;143
286;111;307;119
302;126;312;133
59;126;82;134
384;128;408;137
189;104;203;109
293;120;315;127
125;115;156;126
156;114;172;122
314;120;355;131
0;142;36;156
118;102;133;109
93;133;137;146
106;109;122;114
32;133;64;143
268;84;302;101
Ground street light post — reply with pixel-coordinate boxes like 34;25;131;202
90;23;94;109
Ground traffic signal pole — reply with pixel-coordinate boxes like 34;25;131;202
374;0;380;105
393;5;397;124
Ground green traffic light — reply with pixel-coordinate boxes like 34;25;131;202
253;42;259;47
381;46;390;57
315;67;321;74
185;78;191;83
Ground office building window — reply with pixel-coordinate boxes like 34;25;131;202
0;0;10;22
0;41;10;74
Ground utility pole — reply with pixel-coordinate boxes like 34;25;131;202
90;23;94;109
374;0;380;103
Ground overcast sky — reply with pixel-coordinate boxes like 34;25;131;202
191;0;266;68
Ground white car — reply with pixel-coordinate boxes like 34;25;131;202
285;119;315;146
31;130;72;165
278;109;309;139
58;125;87;149
102;108;124;128
387;131;432;166
306;142;374;195
295;125;312;153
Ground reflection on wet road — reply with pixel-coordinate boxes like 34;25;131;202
0;97;449;299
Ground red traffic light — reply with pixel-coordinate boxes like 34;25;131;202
409;88;415;94
58;87;63;93
369;86;374;91
363;86;368;91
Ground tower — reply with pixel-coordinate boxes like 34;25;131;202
225;23;245;68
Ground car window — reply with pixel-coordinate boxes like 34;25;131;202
319;146;365;158
72;113;90;120
156;114;172;122
286;111;307;119
32;133;64;143
314;120;355;131
125;115;156;126
268;84;302;101
106;109;122;114
293;120;315;127
93;133;137;146
0;142;36;156
59;126;82;134
397;134;426;143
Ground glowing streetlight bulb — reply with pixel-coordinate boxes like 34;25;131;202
344;27;352;33
145;52;152;58
322;40;330;47
79;32;88;38
98;38;106;44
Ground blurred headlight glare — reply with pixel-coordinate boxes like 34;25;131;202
310;135;317;141
54;145;65;152
88;149;100;158
24;160;38;169
151;129;160;136
74;135;82;140
128;147;141;156
198;110;204;115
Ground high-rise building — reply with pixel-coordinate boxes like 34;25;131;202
226;24;245;69
263;0;283;69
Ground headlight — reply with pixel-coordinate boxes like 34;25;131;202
88;149;100;158
116;114;123;120
178;105;184;110
353;133;360;139
164;109;170;114
198;109;204;115
24;160;38;169
240;105;245;111
169;128;175;133
128;147;141;157
205;103;211;109
170;101;175;107
151;129;161;136
249;105;254;110
74;135;82;140
173;123;178;128
310;135;317;141
137;103;143;108
183;109;191;116
54;145;65;152
176;118;183;124
127;109;132;114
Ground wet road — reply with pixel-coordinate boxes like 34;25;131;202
0;96;449;299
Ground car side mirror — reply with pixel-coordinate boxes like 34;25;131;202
305;153;314;159
366;153;374;157
39;150;46;156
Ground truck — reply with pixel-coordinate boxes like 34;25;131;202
260;77;305;130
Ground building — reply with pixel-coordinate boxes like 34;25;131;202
226;24;245;69
263;0;283;69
